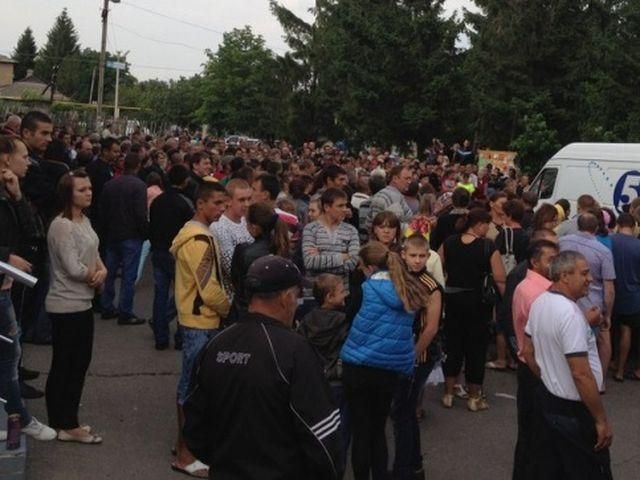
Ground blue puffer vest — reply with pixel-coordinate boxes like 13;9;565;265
340;271;415;375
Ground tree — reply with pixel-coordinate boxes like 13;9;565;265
34;8;80;85
270;1;468;148
120;76;204;128
510;112;560;174
12;27;37;81
197;27;287;138
56;48;135;103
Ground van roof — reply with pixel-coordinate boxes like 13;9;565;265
553;143;640;162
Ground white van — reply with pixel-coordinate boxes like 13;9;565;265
528;143;640;213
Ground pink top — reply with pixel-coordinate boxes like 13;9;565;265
512;269;552;362
147;185;163;209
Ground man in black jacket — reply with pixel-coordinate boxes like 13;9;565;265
86;137;119;243
99;154;148;325
149;165;194;350
184;256;344;480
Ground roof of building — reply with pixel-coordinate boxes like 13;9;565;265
0;54;17;64
0;74;70;101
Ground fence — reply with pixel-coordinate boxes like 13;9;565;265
0;98;171;136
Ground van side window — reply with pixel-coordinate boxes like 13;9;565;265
530;168;558;199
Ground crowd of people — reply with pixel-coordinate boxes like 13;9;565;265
0;111;637;479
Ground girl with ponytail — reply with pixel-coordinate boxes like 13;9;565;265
340;241;432;479
227;203;290;323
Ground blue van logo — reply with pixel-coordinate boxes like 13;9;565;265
614;171;640;212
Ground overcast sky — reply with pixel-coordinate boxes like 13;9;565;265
1;0;477;82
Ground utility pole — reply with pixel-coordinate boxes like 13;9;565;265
89;66;96;104
97;0;120;123
97;0;109;121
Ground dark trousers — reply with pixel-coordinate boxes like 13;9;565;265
512;362;543;480
102;239;143;320
443;291;490;385
535;386;612;480
343;362;398;480
12;256;51;343
151;249;178;346
391;358;437;480
46;310;94;429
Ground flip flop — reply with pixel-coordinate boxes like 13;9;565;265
624;371;640;381
57;430;103;444
171;460;209;478
485;361;507;371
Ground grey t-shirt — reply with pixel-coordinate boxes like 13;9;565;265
46;215;99;314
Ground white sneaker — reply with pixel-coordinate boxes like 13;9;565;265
0;430;6;441
22;417;56;441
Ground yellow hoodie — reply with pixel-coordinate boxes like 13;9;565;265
170;220;230;330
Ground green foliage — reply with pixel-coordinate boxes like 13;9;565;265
270;0;468;148
119;76;204;128
55;48;134;102
34;8;79;84
196;27;287;138
12;27;37;81
510;112;561;174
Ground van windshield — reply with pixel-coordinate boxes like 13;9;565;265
529;168;558;199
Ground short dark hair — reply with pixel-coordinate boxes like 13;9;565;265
577;212;599;233
189;151;210;168
168;164;190;186
20;111;52;135
255;174;280;201
323;165;347;185
617;212;636;229
124;153;141;173
101;137;119;152
527;239;558;269
504;199;525;223
195;181;226;203
521;191;538;208
389;165;405;180
452;187;471;208
320;187;348;210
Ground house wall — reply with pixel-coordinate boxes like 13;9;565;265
0;63;14;87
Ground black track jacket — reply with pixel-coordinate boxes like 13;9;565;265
183;312;344;480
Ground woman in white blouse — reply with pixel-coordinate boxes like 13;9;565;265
45;170;106;444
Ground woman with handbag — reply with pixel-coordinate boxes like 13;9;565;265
438;208;506;411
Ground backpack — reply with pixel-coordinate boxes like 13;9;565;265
501;227;517;274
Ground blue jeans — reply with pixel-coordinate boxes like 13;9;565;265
135;240;151;285
177;327;218;405
151;249;178;346
0;291;31;426
102;239;143;320
391;356;438;479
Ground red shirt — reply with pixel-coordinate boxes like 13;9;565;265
512;269;552;362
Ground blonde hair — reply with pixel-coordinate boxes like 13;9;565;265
359;241;429;312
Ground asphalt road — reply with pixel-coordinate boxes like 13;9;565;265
21;270;640;479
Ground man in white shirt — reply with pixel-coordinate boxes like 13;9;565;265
523;250;612;480
211;179;253;299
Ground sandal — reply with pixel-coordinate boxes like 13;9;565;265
171;460;209;478
57;429;103;444
613;375;624;383
485;361;507;371
624;371;640;381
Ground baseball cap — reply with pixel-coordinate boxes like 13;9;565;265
245;256;311;295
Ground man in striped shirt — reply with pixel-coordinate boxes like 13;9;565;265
303;188;360;295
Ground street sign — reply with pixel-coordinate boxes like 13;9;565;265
106;61;125;70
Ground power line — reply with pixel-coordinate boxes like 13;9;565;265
0;49;201;73
119;0;288;54
111;22;204;53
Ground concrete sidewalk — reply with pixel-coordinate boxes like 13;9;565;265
20;275;640;479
